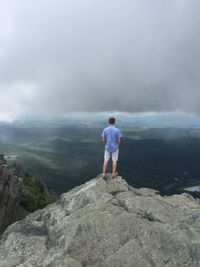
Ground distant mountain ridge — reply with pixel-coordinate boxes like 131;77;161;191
7;112;200;128
0;173;200;266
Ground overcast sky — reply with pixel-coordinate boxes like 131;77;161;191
0;0;200;121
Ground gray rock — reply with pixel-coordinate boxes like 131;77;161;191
0;156;28;235
0;154;6;165
0;154;56;236
0;173;200;267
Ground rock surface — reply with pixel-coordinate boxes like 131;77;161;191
0;154;28;235
0;154;56;235
0;173;200;267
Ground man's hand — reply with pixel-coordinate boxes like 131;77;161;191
102;138;106;144
117;138;121;145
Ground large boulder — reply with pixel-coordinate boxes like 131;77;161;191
0;173;200;267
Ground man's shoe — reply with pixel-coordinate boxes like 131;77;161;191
101;173;107;180
112;172;118;178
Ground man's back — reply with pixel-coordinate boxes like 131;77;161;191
102;125;121;153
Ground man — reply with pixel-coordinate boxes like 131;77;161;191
101;117;122;179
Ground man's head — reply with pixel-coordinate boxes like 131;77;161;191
109;117;115;125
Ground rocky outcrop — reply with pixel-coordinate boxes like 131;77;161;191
0;173;200;267
0;154;56;235
0;154;28;235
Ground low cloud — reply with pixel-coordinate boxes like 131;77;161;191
0;0;200;119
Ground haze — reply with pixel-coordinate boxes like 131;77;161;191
0;0;200;121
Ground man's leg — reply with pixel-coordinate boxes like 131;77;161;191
102;160;109;177
101;150;110;178
112;160;117;176
112;149;119;177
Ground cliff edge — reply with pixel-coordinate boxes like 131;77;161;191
0;154;28;235
0;173;200;267
0;154;56;235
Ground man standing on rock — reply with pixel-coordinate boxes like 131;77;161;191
101;117;122;179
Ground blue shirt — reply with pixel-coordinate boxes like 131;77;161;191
102;125;122;152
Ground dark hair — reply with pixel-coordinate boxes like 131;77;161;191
109;117;115;124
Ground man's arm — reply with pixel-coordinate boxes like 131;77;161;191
101;129;106;144
117;130;122;145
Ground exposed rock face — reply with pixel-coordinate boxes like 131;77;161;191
0;154;56;235
0;173;200;267
0;154;28;235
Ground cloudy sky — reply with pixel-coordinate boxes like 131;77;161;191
0;0;200;121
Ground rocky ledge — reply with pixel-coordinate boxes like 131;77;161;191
0;154;28;235
0;154;56;235
0;173;200;267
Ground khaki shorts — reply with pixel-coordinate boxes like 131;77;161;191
104;149;119;161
